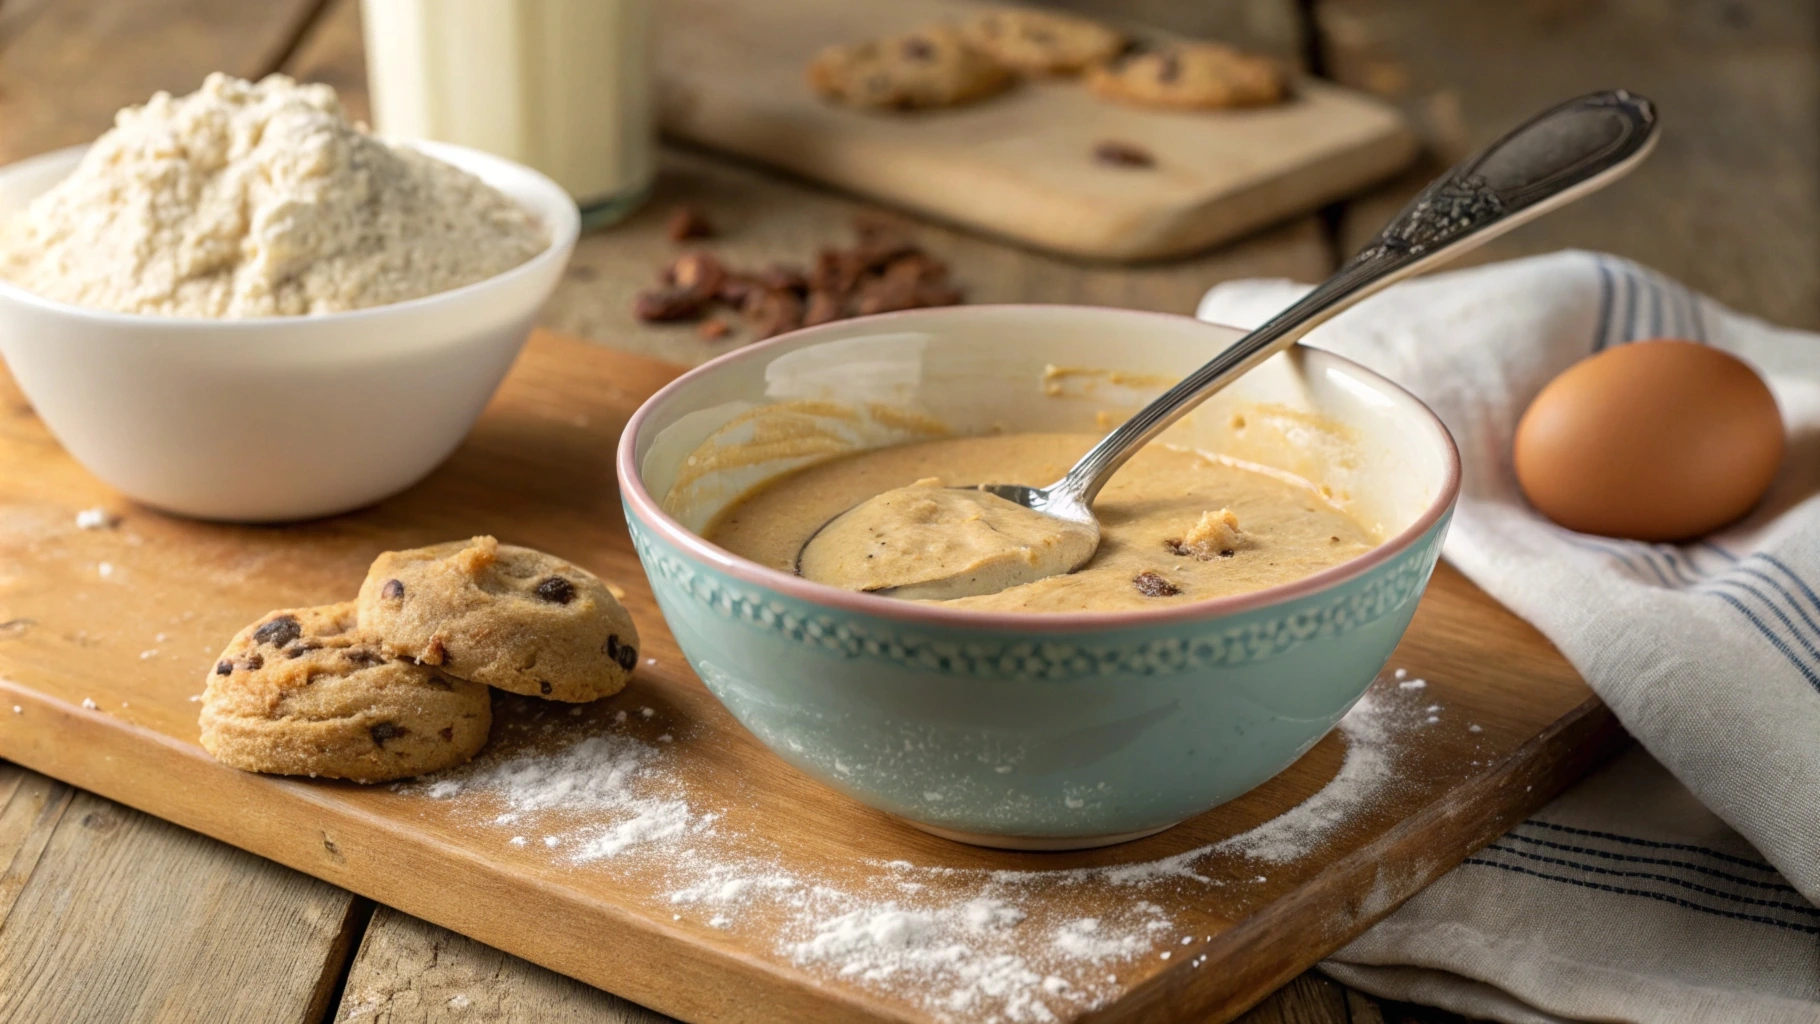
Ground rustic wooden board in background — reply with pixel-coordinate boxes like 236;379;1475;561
657;0;1417;262
0;330;1621;1024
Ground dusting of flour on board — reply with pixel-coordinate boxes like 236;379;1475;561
401;679;1428;1022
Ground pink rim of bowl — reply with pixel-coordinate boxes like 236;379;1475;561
616;305;1462;635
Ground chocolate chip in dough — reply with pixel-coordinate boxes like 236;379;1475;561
534;577;576;604
214;660;233;676
605;634;638;671
539;680;553;696
902;37;936;61
381;578;405;600
439;727;455;741
1133;571;1181;597
244;653;264;671
253;615;301;648
369;721;408;747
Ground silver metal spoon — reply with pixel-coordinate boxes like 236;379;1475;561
799;89;1659;600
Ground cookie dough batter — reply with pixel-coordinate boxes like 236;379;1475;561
708;433;1376;613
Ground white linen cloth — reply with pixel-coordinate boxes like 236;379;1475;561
1197;252;1820;1024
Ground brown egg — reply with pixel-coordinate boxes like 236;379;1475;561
1513;339;1783;542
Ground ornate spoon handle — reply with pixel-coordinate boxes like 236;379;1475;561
1053;89;1658;508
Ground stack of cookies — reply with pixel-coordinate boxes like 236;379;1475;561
807;8;1285;113
199;536;639;784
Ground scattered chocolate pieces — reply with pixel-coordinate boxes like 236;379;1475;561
1093;140;1156;168
1133;571;1182;597
381;578;405;600
369;721;408;747
665;205;715;242
631;214;965;340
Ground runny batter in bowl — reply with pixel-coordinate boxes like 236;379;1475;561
705;433;1377;613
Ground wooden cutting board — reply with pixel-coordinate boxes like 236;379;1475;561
0;331;1621;1024
657;0;1418;262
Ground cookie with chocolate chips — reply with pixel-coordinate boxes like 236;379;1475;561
199;602;491;783
356;536;640;703
1086;42;1286;110
807;27;1013;110
960;9;1125;75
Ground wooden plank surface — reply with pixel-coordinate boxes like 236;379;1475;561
0;766;364;1024
0;327;1622;1024
1316;0;1820;330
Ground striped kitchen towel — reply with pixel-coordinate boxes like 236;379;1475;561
1198;252;1820;1023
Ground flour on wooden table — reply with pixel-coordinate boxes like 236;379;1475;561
405;682;1423;1023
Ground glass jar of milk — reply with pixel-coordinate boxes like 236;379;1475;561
360;0;654;229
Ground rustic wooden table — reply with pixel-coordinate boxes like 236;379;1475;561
0;1;1813;1022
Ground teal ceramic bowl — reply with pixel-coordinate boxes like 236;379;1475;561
617;306;1458;849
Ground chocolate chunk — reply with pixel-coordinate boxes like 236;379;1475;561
811;249;865;296
425;673;454;691
1133;571;1181;597
803;289;845;327
253;615;301;649
534;576;576;604
539;680;553;696
214;660;233;676
286;642;320;659
439;726;455;741
604;635;638;671
666;205;715;242
634;285;710;322
902;37;936;61
755;264;809;293
381;578;405;600
369;721;408;747
744;288;805;339
669;251;727;296
1093;140;1156;168
245;653;264;671
344;649;382;667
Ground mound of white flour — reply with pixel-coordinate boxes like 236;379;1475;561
0;73;548;317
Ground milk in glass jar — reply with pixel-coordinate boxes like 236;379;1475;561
361;0;655;228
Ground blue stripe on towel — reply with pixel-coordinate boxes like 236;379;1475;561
1704;591;1820;692
1462;859;1820;934
1481;844;1820;918
1758;554;1820;619
1592;257;1616;351
1503;832;1803;893
1522;821;1781;871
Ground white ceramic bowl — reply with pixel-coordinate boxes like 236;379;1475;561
0;141;580;521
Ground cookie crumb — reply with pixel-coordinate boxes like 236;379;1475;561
10;705;20;714
1092;140;1155;168
640;706;655;718
658;733;674;743
75;507;115;529
97;561;114;578
81;697;98;710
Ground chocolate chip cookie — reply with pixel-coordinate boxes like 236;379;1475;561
1086;43;1287;110
357;536;639;703
807;27;1013;110
960;9;1125;75
200;602;492;783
